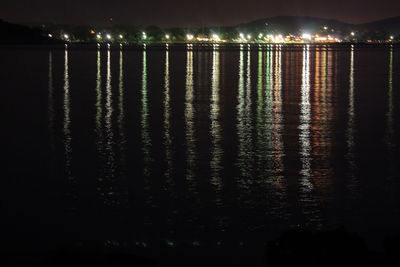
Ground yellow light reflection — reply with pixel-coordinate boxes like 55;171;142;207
185;47;196;193
311;46;333;198
272;45;284;176
299;45;312;192
95;49;103;165
346;45;358;194
236;49;246;191
236;48;253;200
141;49;152;201
164;50;173;187
210;47;223;207
256;50;264;169
118;49;127;202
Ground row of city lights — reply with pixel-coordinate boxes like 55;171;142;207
54;31;396;43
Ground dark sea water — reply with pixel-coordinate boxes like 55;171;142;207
1;44;400;266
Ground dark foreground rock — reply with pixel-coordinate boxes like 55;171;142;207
266;227;389;267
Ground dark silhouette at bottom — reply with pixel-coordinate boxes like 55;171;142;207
267;227;400;267
1;228;400;266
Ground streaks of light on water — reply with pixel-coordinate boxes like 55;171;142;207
210;46;223;207
346;45;359;195
63;47;72;181
163;50;173;188
386;46;394;151
271;45;285;188
299;45;312;192
236;49;253;204
312;47;333;199
185;48;197;194
141;49;153;209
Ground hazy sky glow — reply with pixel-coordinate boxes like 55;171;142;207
1;0;399;26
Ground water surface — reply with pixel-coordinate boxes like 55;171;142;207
1;43;400;265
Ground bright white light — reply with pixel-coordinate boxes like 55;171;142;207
106;34;111;39
240;33;244;39
272;34;284;43
64;34;69;39
258;33;263;38
119;34;123;39
96;34;101;38
212;34;220;42
247;34;251;40
186;34;194;41
48;34;53;38
324;26;328;30
390;36;394;40
302;33;312;41
165;34;170;39
351;32;355;36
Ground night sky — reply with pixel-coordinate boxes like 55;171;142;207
1;0;400;26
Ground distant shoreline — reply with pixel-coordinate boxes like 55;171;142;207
0;42;397;49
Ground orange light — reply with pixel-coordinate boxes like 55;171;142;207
90;30;95;35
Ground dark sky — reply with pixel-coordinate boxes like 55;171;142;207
1;0;400;26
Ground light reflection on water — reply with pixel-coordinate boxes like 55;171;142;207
95;48;120;206
9;44;398;250
236;49;254;204
95;48;105;201
63;47;72;181
299;45;312;192
386;46;394;150
118;49;127;170
141;49;153;210
163;50;173;189
312;47;333;199
62;46;78;207
185;48;197;195
210;46;223;207
346;45;358;194
117;49;128;206
105;48;117;205
271;46;285;189
385;46;396;186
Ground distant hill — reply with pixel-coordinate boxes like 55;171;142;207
0;19;52;44
358;16;400;34
233;15;400;36
2;16;400;43
234;16;354;35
